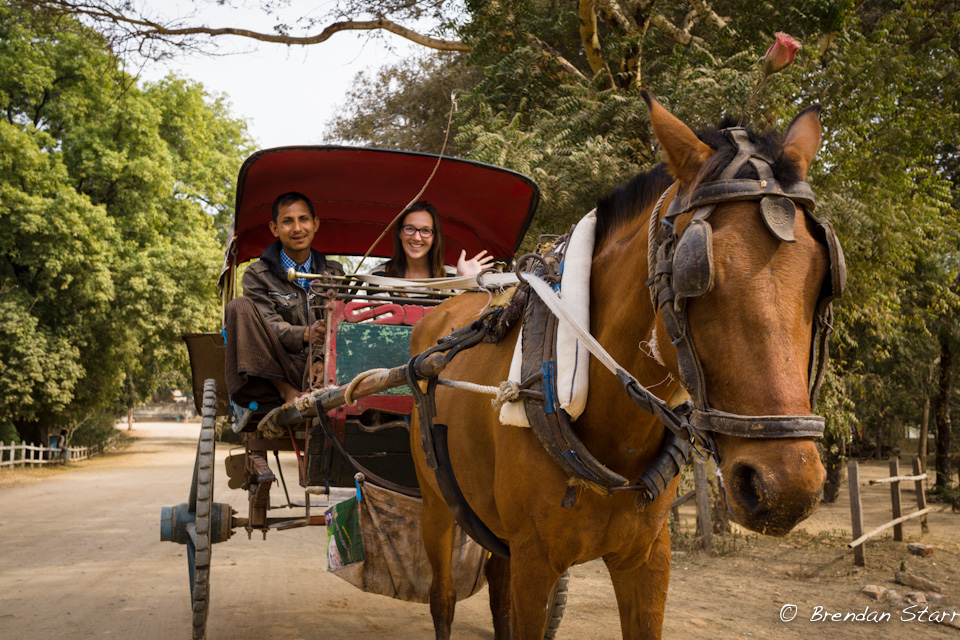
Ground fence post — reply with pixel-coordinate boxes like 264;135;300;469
0;441;4;466
848;459;865;566
693;458;713;552
890;458;903;541
912;457;928;533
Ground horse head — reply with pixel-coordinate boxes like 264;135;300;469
643;93;844;535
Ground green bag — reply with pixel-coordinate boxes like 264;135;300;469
325;497;365;569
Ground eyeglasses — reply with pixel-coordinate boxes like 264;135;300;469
401;225;435;239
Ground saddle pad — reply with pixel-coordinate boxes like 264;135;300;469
500;210;596;427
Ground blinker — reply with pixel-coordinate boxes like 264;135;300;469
672;220;714;300
760;196;797;242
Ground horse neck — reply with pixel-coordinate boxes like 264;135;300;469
581;195;680;463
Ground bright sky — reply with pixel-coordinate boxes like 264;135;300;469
137;2;418;148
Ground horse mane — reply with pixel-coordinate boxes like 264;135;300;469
595;116;804;247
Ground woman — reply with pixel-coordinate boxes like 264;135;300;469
372;201;493;278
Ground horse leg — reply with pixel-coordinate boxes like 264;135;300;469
603;522;672;640
485;554;511;639
421;493;459;640
507;550;563;639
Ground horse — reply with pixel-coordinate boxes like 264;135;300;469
409;92;839;639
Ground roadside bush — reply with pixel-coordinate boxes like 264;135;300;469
70;413;120;447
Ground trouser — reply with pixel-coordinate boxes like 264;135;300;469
223;297;306;406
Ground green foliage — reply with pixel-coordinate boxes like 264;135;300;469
326;53;482;155
328;0;960;460
0;6;253;439
68;413;120;447
0;421;21;445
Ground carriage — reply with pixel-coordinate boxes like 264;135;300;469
158;146;571;639
161;94;843;640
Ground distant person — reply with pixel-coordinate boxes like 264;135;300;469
370;202;493;279
224;192;344;406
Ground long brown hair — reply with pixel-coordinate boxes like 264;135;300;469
383;201;446;278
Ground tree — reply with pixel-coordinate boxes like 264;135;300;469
0;6;253;445
8;1;960;494
326;53;482;155
329;0;960;498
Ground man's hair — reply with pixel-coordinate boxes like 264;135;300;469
272;192;315;223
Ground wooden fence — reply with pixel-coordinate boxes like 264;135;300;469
670;458;714;551
0;433;121;468
847;457;932;566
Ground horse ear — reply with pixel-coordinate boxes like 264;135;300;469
642;90;712;184
782;105;822;179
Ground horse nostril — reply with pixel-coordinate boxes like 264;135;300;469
732;463;765;513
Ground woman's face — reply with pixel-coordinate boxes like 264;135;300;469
400;210;434;262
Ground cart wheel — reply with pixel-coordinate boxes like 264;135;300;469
543;570;569;640
160;379;235;640
186;379;218;639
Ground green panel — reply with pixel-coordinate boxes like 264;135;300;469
335;323;412;395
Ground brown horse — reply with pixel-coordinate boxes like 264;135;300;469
410;93;833;639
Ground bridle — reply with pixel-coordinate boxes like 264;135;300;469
646;127;846;452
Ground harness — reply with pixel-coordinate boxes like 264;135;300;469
408;128;846;557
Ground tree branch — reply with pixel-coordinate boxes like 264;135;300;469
649;13;704;47
140;18;470;52
578;0;613;82
596;0;637;33
19;2;471;52
526;35;587;80
685;0;733;34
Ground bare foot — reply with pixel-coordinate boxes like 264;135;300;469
271;379;300;406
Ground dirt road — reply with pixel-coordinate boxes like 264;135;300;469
1;423;957;640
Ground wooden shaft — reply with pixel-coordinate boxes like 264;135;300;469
848;460;865;566
890;458;903;542
275;352;448;426
847;507;935;549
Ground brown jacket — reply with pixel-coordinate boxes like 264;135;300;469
242;241;344;354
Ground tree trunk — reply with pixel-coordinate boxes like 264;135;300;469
821;430;846;503
918;356;939;473
127;408;134;431
934;337;953;493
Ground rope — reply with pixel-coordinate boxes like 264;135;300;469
436;378;521;410
345;369;389;406
353;92;459;275
257;406;286;439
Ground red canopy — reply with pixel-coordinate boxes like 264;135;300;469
228;146;540;266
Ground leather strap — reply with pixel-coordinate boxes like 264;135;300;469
666;179;817;219
692;410;825;438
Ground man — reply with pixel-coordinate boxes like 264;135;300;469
224;192;344;407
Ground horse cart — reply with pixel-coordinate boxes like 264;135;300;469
159;146;570;639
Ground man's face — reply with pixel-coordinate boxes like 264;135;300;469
269;200;318;256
